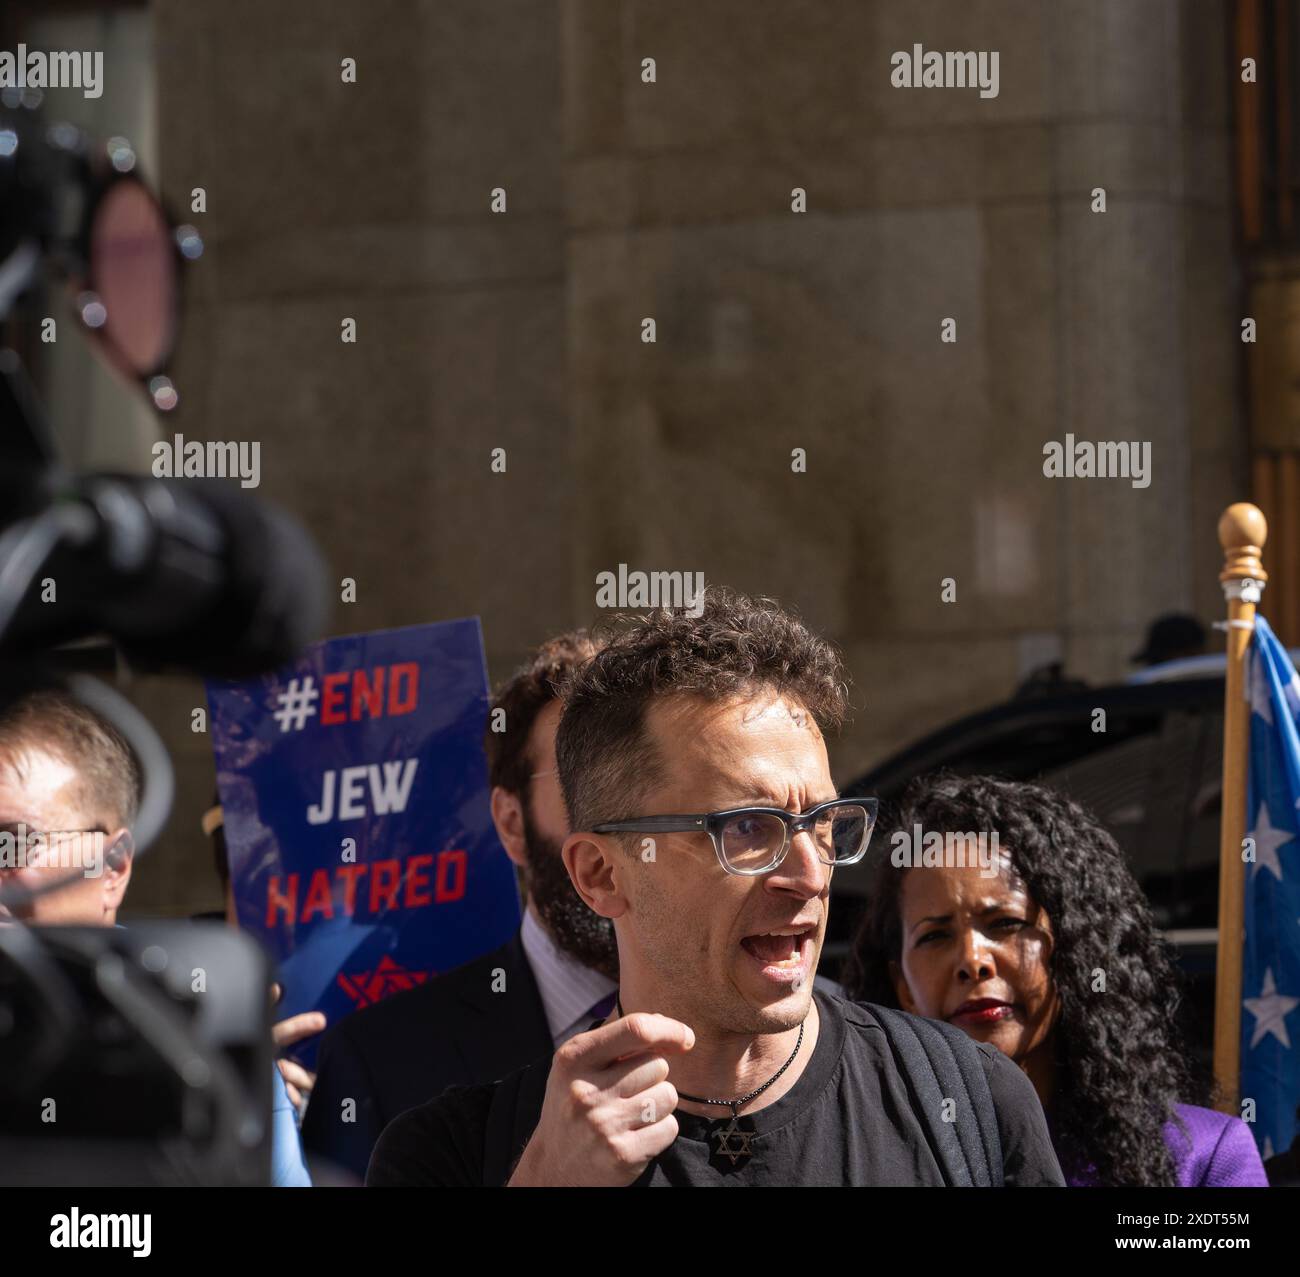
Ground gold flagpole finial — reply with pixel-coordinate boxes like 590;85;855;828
1219;503;1268;587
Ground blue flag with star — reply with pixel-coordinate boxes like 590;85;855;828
1243;615;1300;1160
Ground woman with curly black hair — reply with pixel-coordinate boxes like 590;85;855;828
843;773;1268;1187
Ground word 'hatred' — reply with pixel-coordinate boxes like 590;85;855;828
266;850;467;926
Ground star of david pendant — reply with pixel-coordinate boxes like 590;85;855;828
712;1113;756;1167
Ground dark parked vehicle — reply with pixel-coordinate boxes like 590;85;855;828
826;665;1241;1075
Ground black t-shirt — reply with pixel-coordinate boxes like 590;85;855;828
367;990;1064;1187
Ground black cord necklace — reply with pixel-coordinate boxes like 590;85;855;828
613;999;806;1167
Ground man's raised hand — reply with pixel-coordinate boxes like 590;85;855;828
507;1012;694;1187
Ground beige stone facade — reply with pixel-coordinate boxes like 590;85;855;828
126;0;1245;915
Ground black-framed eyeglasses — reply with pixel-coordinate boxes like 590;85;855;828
592;797;878;877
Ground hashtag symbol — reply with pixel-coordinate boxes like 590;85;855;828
273;677;319;732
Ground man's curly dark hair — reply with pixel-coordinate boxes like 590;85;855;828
557;587;849;834
842;772;1205;1187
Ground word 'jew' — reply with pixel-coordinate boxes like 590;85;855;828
308;759;419;824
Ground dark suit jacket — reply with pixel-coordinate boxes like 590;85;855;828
301;930;551;1182
302;926;845;1182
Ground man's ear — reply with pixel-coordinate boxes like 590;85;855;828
889;959;917;1013
102;828;133;912
490;786;528;868
563;833;626;920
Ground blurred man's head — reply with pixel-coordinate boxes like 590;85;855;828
558;590;853;1038
0;688;140;925
485;630;616;978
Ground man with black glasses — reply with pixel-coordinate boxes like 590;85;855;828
0;685;312;1186
0;688;137;927
368;591;1064;1187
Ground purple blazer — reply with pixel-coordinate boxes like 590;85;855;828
1063;1104;1269;1187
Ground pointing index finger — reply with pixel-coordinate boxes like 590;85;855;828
566;1011;695;1067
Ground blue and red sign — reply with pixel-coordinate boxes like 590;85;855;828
206;618;521;1068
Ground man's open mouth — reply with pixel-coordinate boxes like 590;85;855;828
739;927;816;972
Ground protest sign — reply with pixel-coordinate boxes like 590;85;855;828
207;618;520;1067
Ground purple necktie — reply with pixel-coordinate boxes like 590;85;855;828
586;991;617;1023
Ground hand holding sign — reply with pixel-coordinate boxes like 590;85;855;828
270;981;325;1112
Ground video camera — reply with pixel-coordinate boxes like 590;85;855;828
0;97;326;1185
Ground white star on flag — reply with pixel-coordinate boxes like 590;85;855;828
1249;802;1293;881
1244;968;1300;1050
1251;657;1274;726
1285;663;1300;719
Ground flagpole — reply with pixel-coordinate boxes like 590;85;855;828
1213;502;1268;1113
